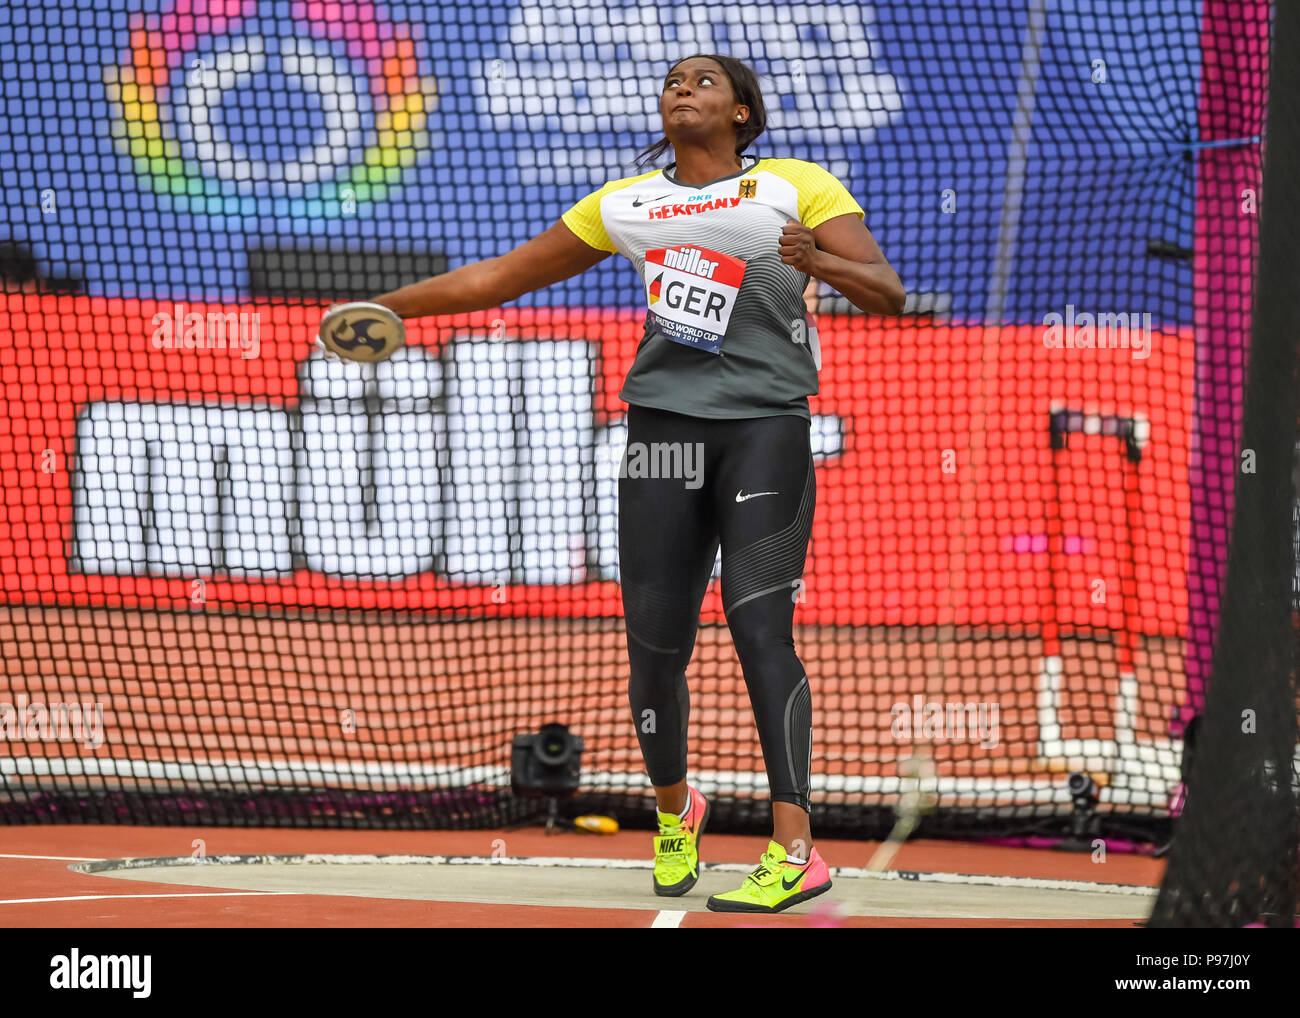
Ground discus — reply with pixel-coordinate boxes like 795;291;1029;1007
317;301;406;362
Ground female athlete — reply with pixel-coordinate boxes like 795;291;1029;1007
370;54;905;913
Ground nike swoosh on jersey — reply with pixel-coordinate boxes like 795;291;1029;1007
631;193;672;208
735;490;779;502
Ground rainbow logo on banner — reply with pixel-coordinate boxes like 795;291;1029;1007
102;0;437;216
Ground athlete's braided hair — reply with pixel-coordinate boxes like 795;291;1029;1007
635;54;767;170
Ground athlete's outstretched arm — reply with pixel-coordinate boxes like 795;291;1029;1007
369;221;611;319
779;214;906;317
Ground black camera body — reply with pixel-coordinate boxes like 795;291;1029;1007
511;723;584;795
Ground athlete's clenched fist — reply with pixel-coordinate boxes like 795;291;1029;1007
778;218;819;273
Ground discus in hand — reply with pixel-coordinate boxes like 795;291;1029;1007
317;301;405;362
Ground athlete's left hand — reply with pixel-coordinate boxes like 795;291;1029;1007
779;219;819;274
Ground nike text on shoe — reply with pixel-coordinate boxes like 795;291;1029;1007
653;786;711;896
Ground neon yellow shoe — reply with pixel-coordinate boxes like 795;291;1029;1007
653;785;710;896
706;840;832;913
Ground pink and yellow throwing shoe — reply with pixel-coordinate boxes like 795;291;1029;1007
706;839;832;913
653;785;710;896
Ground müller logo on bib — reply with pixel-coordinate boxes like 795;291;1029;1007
645;244;747;355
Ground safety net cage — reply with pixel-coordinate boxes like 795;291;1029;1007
0;0;1296;925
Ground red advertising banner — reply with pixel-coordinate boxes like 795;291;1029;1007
0;296;1192;632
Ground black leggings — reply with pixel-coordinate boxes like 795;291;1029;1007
619;404;815;813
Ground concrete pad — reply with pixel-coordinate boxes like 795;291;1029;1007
76;855;1155;921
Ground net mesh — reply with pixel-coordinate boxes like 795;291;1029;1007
0;0;1293;909
1148;0;1299;927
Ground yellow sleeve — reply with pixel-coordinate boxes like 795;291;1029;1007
561;170;664;252
561;182;618;253
765;159;866;230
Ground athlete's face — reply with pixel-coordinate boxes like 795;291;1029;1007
660;59;748;145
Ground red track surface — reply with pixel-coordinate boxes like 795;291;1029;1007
1;606;1185;788
0;826;1162;928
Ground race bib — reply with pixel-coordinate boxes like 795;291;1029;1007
644;245;747;355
